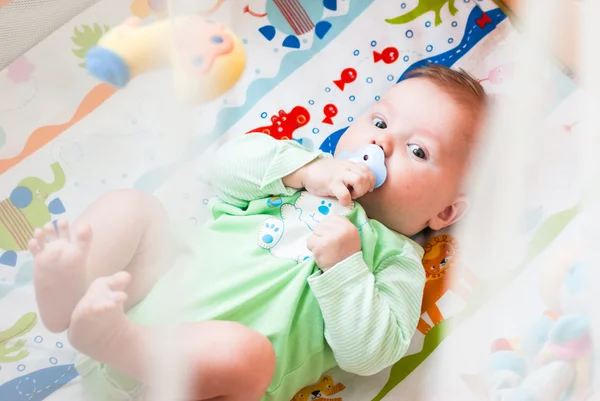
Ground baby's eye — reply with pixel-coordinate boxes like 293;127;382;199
372;117;387;129
408;144;427;160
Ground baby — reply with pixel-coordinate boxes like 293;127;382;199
28;65;485;401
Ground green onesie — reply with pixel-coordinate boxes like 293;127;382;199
76;134;426;401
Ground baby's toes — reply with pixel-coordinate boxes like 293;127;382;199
56;219;71;240
74;223;93;251
110;291;128;305
43;222;58;241
28;238;42;256
32;228;45;247
107;272;131;293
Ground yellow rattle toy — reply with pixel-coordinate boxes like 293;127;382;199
85;16;246;104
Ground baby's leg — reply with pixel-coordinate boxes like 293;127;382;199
69;273;275;401
29;190;175;333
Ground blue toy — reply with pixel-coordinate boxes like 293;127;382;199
463;247;594;401
337;144;387;188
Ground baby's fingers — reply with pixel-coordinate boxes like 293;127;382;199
356;164;376;192
345;170;373;199
331;182;352;206
306;233;320;251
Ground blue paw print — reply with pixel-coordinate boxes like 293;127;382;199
262;223;280;244
318;200;332;216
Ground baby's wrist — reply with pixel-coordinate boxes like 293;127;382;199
282;165;308;189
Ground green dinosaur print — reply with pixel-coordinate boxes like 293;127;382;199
0;312;37;363
386;0;458;26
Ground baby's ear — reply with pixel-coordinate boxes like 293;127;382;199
429;196;470;231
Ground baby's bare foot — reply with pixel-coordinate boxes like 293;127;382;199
29;220;91;333
68;272;131;361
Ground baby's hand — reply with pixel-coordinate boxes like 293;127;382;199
284;159;375;206
307;215;361;271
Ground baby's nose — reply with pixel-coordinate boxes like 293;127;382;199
372;135;393;157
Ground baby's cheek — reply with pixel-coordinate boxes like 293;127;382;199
335;124;368;154
394;178;431;210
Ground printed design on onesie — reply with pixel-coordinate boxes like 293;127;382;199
257;191;354;263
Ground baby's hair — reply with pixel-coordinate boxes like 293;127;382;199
405;64;486;111
406;64;486;159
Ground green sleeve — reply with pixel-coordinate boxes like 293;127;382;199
210;134;328;208
307;247;425;376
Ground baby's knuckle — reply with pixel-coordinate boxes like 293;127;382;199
344;226;358;238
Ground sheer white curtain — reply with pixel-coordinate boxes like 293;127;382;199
0;0;101;70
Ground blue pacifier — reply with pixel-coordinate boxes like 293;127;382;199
338;144;387;188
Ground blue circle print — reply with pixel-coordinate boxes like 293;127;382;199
274;48;279;53
34;336;43;343
366;77;373;83
18;365;25;372
452;21;458;27
425;21;431;27
448;38;454;44
387;75;394;81
426;45;433;52
312;128;320;134
56;342;64;348
403;55;409;62
406;30;414;38
349;95;356;101
49;357;58;365
325;87;331;92
401;2;407;8
375;95;381;101
10;186;32;208
348;117;354;122
353;49;360;56
308;100;315;105
192;56;204;66
260;112;267;118
370;40;377;47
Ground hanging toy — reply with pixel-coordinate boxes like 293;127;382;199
337;144;388;188
85;16;246;104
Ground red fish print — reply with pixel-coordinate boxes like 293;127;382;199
322;104;338;125
333;68;357;91
475;12;492;29
373;47;399;64
246;106;310;140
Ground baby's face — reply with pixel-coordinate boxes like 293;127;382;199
335;78;473;236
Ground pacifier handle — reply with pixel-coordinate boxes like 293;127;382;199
337;144;387;189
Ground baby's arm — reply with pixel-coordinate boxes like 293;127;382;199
212;134;375;208
307;246;425;376
211;134;327;207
